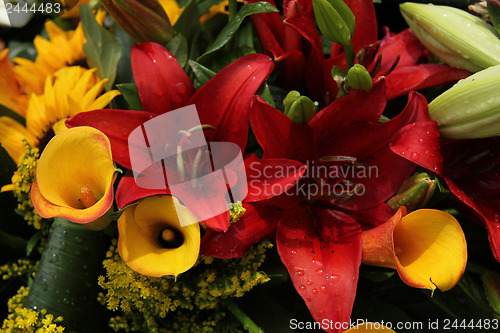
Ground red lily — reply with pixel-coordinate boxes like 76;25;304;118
442;138;500;262
202;79;443;331
67;42;305;232
323;28;470;104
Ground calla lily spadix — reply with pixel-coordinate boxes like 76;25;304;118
361;207;467;292
31;126;117;230
117;195;200;277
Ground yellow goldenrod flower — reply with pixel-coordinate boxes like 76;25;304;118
361;207;467;292
13;10;106;95
31;126;116;229
0;49;28;116
117;195;200;277
0;66;120;163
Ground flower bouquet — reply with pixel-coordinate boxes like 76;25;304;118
0;0;500;332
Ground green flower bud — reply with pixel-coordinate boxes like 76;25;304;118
102;0;174;44
400;2;500;72
429;64;500;139
313;0;352;46
283;90;301;116
481;271;500;316
387;173;437;212
347;64;373;91
287;96;317;125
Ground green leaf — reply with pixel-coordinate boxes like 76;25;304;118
167;34;189;68
174;0;201;42
106;202;139;221
188;60;216;89
488;2;500;35
197;2;278;63
80;4;122;91
7;41;37;61
116;83;142;111
258;83;275;108
26;231;43;256
0;104;26;126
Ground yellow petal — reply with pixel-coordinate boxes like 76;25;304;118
118;195;200;277
0;49;28;116
0;117;37;163
158;0;184;25
393;209;467;291
361;208;467;291
31;126;115;224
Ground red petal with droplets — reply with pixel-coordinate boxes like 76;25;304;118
132;42;194;113
385;64;469;100
320;92;430;210
188;54;274;152
201;202;281;258
66;109;157;170
250;96;315;162
391;121;443;174
309;79;387;143
277;205;362;332
244;154;306;202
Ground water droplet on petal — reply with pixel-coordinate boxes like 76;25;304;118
296;269;305;276
320;285;327;294
312;288;318;294
299;285;306;291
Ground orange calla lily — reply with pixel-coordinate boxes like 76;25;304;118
361;207;467;292
31;126;116;228
117;195;200;277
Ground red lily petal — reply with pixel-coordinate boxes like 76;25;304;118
385;64;470;100
188;54;274;152
390;120;443;174
246;0;285;59
132;42;194;113
250;96;315;162
277;205;362;332
321;92;431;210
309;79;387;144
115;172;171;209
446;178;500;261
200;202;281;258
244;154;306;202
345;203;396;229
66;109;157;170
369;28;427;76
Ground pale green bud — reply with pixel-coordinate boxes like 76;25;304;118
429;64;500;139
387;173;437;212
283;90;301;116
287;96;317;125
347;64;373;91
400;2;500;72
313;0;352;46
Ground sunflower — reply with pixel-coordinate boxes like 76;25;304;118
13;10;106;96
0;66;120;163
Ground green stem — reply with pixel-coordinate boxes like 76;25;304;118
226;300;264;333
344;42;355;72
0;229;28;254
228;0;238;21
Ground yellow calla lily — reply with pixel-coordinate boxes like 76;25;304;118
31;126;116;229
117;195;200;277
361;207;467;292
344;322;396;332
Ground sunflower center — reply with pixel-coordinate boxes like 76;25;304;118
158;228;184;249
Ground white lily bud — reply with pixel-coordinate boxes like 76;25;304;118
400;2;500;73
429;64;500;139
